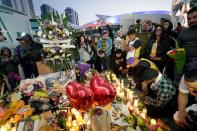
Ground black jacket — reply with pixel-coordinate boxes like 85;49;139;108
145;36;171;62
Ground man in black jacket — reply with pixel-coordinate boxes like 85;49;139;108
15;34;43;78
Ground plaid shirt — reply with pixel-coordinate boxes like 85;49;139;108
145;75;176;107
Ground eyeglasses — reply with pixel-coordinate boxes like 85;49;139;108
156;28;162;32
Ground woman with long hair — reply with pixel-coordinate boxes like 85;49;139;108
0;47;20;90
145;25;171;72
91;36;101;71
78;36;92;63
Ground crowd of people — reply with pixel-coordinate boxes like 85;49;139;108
75;7;197;130
0;6;197;130
0;33;43;91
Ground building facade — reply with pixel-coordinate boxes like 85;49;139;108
27;0;35;17
40;4;53;17
0;0;35;48
40;4;59;18
65;7;79;25
0;0;35;17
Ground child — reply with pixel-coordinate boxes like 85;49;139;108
114;49;126;77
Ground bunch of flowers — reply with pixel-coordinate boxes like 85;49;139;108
37;15;75;72
43;46;72;71
43;46;72;61
37;20;71;40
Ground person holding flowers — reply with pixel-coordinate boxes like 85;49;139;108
97;30;112;71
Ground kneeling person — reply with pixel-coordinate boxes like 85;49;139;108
141;68;177;117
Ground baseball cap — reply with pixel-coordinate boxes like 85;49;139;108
16;33;32;41
101;30;108;35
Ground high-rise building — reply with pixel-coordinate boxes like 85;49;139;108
0;0;35;17
1;0;12;8
65;7;79;25
27;0;35;17
40;4;53;17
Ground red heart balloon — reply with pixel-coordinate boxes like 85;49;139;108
66;81;94;112
90;75;116;106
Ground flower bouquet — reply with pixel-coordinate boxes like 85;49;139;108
37;17;75;72
167;48;186;74
167;36;186;74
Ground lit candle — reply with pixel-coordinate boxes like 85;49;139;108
134;99;139;108
142;108;147;115
140;108;147;119
141;112;146;119
128;91;134;102
151;119;156;125
121;79;124;89
128;105;134;112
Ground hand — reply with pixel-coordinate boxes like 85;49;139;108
119;67;123;70
127;63;135;68
176;110;192;126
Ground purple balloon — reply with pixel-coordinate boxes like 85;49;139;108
79;63;91;75
127;57;135;64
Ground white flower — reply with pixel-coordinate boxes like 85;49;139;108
42;34;47;39
62;34;66;37
37;31;43;37
54;55;61;59
65;31;69;36
49;31;53;35
62;54;65;57
59;49;63;53
66;54;72;57
50;48;56;54
48;35;53;40
56;28;61;32
63;28;68;33
52;21;58;26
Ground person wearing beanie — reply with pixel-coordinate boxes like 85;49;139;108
141;68;177;117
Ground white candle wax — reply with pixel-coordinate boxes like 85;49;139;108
142;108;147;115
128;91;134;101
141;112;146;119
134;99;139;108
151;119;156;125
